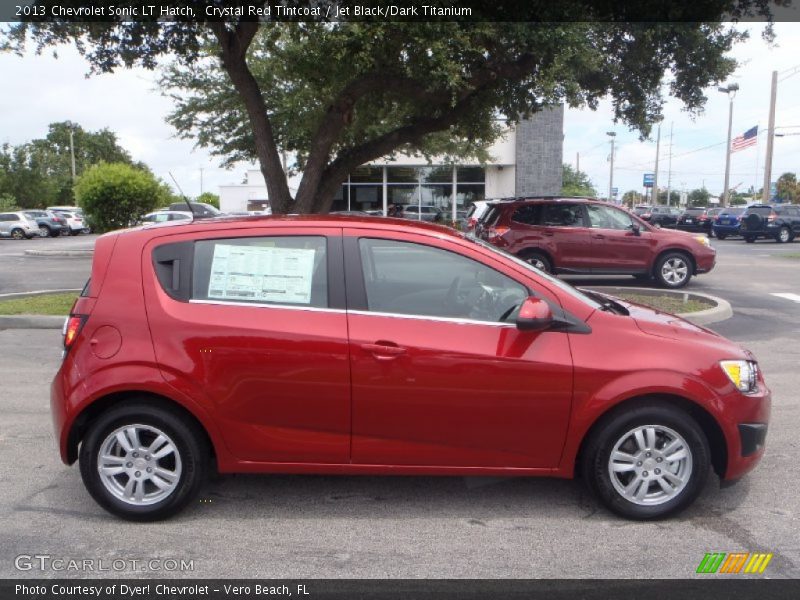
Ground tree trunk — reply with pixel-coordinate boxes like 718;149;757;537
210;23;294;213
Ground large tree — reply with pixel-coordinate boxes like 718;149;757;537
561;164;597;197
6;1;776;213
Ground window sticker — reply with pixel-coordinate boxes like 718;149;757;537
207;244;316;304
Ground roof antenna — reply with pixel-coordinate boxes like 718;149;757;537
169;171;195;222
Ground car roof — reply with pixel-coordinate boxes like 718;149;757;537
128;214;460;238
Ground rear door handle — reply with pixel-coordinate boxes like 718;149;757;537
361;342;406;361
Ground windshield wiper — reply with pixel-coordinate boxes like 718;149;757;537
580;290;629;315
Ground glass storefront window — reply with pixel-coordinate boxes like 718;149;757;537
385;166;418;183
456;166;485;183
350;167;384;183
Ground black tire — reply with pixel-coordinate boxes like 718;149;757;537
581;401;710;520
38;225;51;237
10;228;24;240
776;226;792;244
744;236;756;243
715;233;727;240
654;251;692;289
520;251;552;273
79;401;208;521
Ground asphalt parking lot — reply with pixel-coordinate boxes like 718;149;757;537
0;234;798;578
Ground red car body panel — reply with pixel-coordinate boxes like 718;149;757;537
51;216;765;484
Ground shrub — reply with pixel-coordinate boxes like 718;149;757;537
196;192;220;209
74;163;163;232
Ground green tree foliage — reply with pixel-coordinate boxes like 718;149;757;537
74;163;164;232
8;2;775;213
688;187;711;207
656;189;680;205
196;191;220;208
776;172;798;203
0;122;138;208
561;164;597;197
622;190;644;207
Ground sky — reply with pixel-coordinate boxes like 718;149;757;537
2;22;800;200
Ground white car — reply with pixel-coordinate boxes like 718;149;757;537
140;210;193;224
0;211;40;239
464;200;490;230
54;211;90;236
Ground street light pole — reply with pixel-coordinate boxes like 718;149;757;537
719;83;739;207
653;123;661;204
69;129;76;182
762;71;778;203
606;132;616;202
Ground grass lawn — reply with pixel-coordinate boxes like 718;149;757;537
0;293;77;315
612;292;712;314
779;253;800;260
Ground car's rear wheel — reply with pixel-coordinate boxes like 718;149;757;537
10;228;24;240
776;226;791;244
654;252;692;289
69;229;80;236
79;402;208;521
582;402;710;519
38;225;51;237
521;251;552;273
715;233;727;240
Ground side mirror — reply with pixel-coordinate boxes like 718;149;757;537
630;223;642;235
515;297;553;331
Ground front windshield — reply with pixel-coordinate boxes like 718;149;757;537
464;235;603;310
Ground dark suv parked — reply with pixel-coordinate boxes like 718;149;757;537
475;197;716;288
676;207;722;236
639;206;682;229
739;204;800;243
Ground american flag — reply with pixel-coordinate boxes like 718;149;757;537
731;126;758;152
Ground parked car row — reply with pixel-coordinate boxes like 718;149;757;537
0;206;90;239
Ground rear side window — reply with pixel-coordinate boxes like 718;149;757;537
541;203;585;227
511;205;542;225
192;236;328;308
747;206;773;215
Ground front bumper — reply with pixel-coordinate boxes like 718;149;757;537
721;384;771;481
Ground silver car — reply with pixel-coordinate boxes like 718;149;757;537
0;211;40;239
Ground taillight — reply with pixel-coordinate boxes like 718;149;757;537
63;315;87;351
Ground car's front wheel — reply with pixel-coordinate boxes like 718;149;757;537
79;402;208;521
654;252;692;288
582;402;710;519
38;225;51;237
776;226;792;244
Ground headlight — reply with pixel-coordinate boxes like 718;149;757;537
720;360;759;394
694;235;710;247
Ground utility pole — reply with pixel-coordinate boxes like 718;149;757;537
606;132;616;202
576;152;580;174
69;129;76;182
666;122;673;206
762;70;778;203
653;123;661;204
719;83;739;207
199;167;204;195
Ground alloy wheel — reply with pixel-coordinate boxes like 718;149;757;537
97;424;183;506
661;257;688;285
607;424;693;506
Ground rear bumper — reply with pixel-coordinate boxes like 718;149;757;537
712;224;740;235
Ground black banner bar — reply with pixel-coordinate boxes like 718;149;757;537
2;580;800;600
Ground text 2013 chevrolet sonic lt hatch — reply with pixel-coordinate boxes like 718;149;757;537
51;215;770;521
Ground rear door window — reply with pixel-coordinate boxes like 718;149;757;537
511;204;542;225
541;203;585;227
192;236;328;308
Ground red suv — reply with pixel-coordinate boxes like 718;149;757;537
52;216;768;521
476;198;716;288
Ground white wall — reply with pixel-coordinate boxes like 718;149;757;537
485;166;516;198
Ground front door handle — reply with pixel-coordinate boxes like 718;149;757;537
592;234;605;239
361;342;406;361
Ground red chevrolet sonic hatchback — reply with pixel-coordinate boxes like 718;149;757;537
52;216;769;521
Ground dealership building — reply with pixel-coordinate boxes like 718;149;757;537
218;107;564;217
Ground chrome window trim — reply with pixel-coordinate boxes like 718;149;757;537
189;299;515;327
347;309;516;328
189;299;343;314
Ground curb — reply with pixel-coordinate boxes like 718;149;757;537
23;249;93;257
0;315;65;329
584;286;733;326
